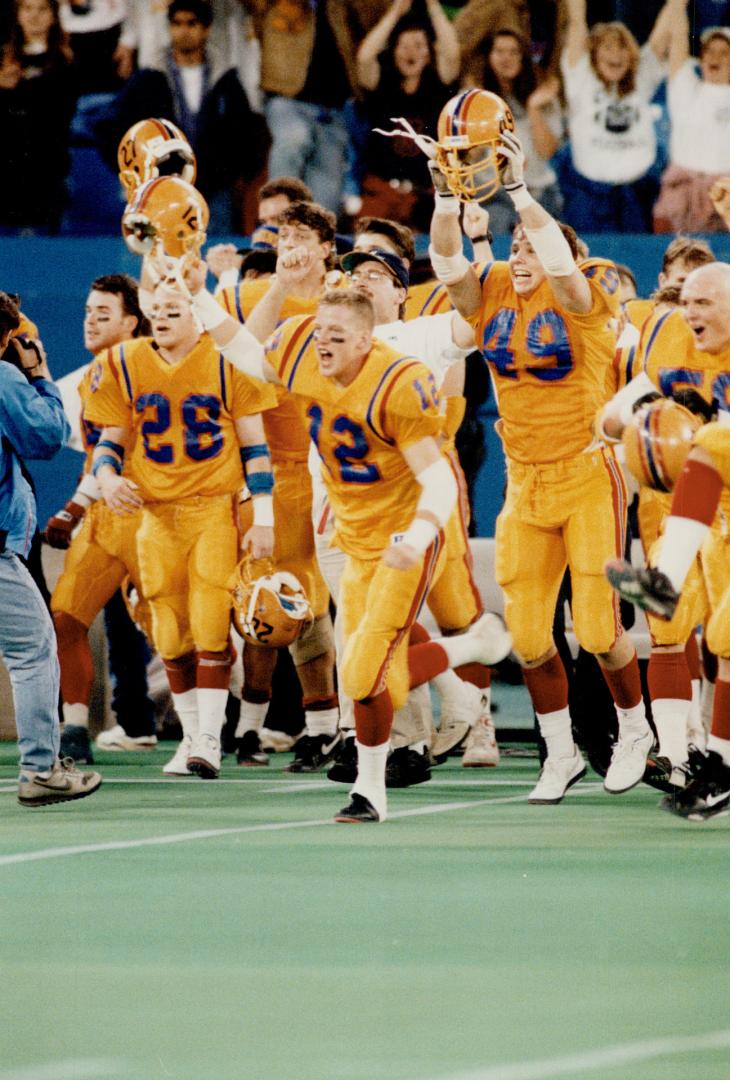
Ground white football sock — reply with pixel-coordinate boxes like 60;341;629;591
197;687;227;740
62;702;89;729
305;707;339;737
352;740;389;820
615;700;650;739
235;700;268;738
536;707;574;759
707;734;730;766
651;698;690;764
171;689;198;739
656;518;708;592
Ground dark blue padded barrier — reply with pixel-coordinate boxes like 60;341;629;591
2;234;729;533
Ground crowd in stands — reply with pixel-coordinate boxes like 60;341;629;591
0;0;729;236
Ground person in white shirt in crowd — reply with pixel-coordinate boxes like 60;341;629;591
653;18;730;233
559;0;684;232
60;0;131;91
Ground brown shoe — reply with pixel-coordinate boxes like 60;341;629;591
18;756;102;807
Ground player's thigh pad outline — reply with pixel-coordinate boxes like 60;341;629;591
702;527;730;657
427;502;483;633
565;450;626;655
50;503;140;627
494;466;567;663
137;503;196;659
188;495;239;653
340;541;445;711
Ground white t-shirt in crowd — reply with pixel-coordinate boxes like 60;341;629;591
60;0;126;34
561;44;666;184
507;95;564;194
179;64;204;114
668;60;730;173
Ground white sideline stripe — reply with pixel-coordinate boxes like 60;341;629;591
0;785;602;867
0;777;538;793
430;1028;730;1080
1;1058;125;1079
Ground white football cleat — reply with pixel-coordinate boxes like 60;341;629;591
432;680;484;761
96;724;158;751
187;733;221;780
462;708;500;767
528;748;586;805
162;735;193;776
604;728;653;794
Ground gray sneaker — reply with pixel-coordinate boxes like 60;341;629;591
18;756;102;807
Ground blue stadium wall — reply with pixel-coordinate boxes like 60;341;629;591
2;233;730;534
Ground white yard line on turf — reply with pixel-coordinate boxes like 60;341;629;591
0;785;603;867
0;777;541;792
429;1028;730;1080
1;1058;125;1079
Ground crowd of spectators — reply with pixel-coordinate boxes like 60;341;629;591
0;0;729;237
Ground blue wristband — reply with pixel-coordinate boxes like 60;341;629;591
240;444;269;464
98;438;125;460
246;470;274;496
92;454;123;477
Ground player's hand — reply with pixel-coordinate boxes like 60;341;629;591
462;201;490;240
499;131;526;190
427;158;453;196
206;243;243;279
180;255;207;297
99;474;143;515
383;541;419;570
276;245;314;285
241;524;274;560
45;500;87;549
709;176;730;226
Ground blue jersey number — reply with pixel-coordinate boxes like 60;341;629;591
481;308;574;382
307;406;381;484
135;392;223;464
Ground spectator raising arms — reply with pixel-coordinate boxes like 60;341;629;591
559;0;683;233
653;17;730;233
466;28;564;233
354;0;460;232
0;0;78;234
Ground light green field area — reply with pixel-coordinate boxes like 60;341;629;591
1;742;729;1080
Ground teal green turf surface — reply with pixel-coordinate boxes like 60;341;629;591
1;744;729;1080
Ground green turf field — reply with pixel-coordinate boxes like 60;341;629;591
1;741;729;1080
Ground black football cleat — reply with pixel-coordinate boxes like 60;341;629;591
605;559;679;620
660;750;730;821
334;793;380;823
236;729;269;766
285;732;340;773
385;747;431;788
327;735;357;784
59;724;94;765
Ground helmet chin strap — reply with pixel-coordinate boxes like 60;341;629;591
372;116;438;159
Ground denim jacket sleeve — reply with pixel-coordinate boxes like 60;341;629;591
0;364;71;461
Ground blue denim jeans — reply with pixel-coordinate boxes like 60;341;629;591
0;551;60;771
264;96;350;214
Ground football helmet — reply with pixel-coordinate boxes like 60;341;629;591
435;89;515;202
622;399;702;493
122;175;209;260
117;118;196;200
231;556;313;648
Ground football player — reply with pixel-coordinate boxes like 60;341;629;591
214;201;341;771
184;277;512;823
48;275;154;764
429;94;653;805
86;281;277;780
604;262;730;810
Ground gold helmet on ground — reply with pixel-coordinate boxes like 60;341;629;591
231;556;313;648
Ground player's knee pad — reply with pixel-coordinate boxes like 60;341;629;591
706;601;730;659
504;598;554;665
149;597;192;660
289;611;334;665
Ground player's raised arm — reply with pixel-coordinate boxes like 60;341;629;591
428;162;482;320
180;258;280;385
498;132;592;314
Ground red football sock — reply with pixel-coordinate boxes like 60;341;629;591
455;662;491;689
711;679;730;741
601;654;643;710
53;611;93;705
672;459;723;525
685;633;701;682
164;650;197;694
647;651;692;702
408;642;449;688
197;649;232;690
408;623;431;645
522;654;569;714
354;690;393;746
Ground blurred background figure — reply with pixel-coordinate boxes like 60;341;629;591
0;0;78;234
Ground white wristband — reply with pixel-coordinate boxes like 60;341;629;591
506;184;533;211
77;471;101;503
191;289;228;331
400;517;438;554
433;191;460;216
523;220;576;277
414;456;458;527
429;245;471;285
252;495;274;528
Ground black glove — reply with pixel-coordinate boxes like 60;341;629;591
671;387;717;423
